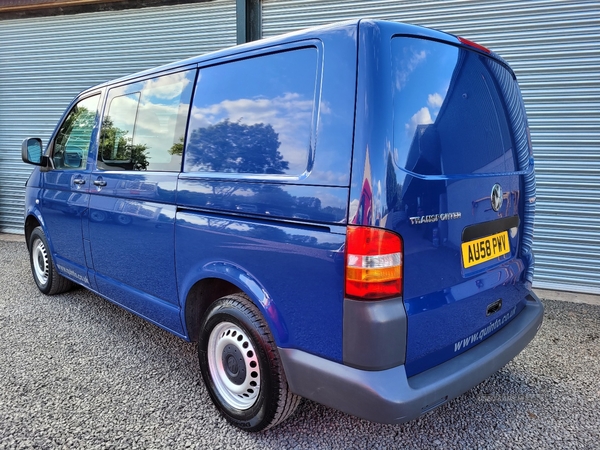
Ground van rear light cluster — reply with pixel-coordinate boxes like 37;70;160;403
345;226;403;300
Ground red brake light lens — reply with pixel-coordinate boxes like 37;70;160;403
345;226;403;300
458;36;491;54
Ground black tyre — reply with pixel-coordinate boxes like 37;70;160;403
28;227;73;295
198;293;300;431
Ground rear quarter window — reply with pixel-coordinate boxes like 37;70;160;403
392;37;517;176
184;47;318;176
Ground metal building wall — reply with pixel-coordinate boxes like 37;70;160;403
262;0;600;294
0;0;236;233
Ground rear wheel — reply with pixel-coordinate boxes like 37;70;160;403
198;293;300;431
28;227;73;295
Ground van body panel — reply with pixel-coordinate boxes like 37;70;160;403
39;171;91;285
88;270;186;336
87;171;179;305
175;210;346;359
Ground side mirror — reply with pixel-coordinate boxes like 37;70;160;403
21;138;45;166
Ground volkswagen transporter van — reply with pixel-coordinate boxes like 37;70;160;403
22;19;543;431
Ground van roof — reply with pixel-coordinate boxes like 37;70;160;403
82;18;470;95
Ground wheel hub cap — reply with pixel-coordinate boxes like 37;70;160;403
32;239;49;284
222;344;246;384
207;322;261;410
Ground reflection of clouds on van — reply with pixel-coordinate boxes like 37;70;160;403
395;48;428;90
143;71;192;101
177;178;347;223
394;37;516;176
186;48;318;176
43;190;86;217
265;209;283;217
116;199;160;220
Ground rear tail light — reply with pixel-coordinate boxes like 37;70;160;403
345;226;403;300
458;36;491;54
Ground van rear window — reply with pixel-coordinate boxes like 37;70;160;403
392;37;517;176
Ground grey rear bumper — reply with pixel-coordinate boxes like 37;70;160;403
279;292;544;424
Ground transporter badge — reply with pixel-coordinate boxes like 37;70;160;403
409;211;461;225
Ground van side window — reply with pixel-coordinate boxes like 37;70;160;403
53;95;99;170
185;47;318;176
98;69;195;171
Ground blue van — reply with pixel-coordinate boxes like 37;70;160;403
22;19;543;431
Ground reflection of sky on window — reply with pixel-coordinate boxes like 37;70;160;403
135;71;194;164
142;72;192;101
109;93;139;137
189;48;317;174
392;38;458;168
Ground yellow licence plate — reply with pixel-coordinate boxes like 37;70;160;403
461;231;510;268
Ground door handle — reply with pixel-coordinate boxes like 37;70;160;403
93;179;107;187
73;178;86;185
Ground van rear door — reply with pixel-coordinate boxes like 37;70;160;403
392;35;535;376
351;21;535;377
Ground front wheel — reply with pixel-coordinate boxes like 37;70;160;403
28;227;73;295
198;293;300;431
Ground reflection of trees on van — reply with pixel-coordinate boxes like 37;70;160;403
297;197;321;211
99;117;150;171
169;137;184;158
183;120;289;175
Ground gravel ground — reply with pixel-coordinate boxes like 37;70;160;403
1;239;599;449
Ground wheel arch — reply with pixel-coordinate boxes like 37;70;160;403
184;277;242;343
182;263;288;346
24;214;42;251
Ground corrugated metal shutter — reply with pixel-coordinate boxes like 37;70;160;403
262;0;600;294
0;0;236;234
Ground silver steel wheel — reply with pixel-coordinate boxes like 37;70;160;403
207;321;261;410
32;238;50;285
